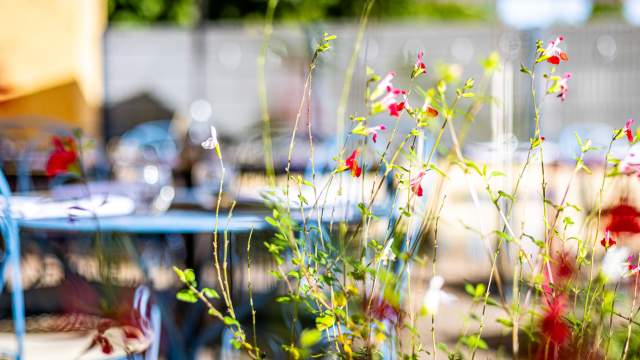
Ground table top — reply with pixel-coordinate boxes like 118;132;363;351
18;210;268;234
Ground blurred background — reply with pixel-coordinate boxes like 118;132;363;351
1;0;640;358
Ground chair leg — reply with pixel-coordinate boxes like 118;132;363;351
10;224;25;360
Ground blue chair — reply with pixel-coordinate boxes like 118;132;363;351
0;169;26;359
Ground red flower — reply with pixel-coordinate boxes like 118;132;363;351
45;136;78;177
553;252;575;281
628;256;638;272
367;296;401;325
541;295;571;345
370;72;407;118
344;149;362;177
603;203;640;235
411;51;427;79
387;101;405;117
601;230;616;249
410;171;426;197
626;119;635;143
543;36;568;65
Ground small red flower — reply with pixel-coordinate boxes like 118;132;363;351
541;295;571;346
411;51;427;78
45;136;78;177
601;230;616;249
370;72;407;118
387;101;405;118
344;149;362;177
543;36;568;65
410;171;426;197
626;119;635;143
628;256;639;273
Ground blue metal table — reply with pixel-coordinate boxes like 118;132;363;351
18;210;268;234
17;210;269;360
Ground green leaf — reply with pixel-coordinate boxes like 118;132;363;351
230;338;242;350
464;283;475;297
429;163;448;178
498;190;514;201
496;231;515;243
299;329;322;348
315;314;336;331
461;334;488;350
519;63;532;76
173;266;185;282
176;289;198;303
497;317;513;328
202;288;220;299
223;316;239;327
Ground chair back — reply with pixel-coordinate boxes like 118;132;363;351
132;286;161;360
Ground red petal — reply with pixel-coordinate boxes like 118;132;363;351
547;56;560;65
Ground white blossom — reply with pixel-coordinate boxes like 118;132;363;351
601;246;630;283
201;126;219;150
423;276;456;315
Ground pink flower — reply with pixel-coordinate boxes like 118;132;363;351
543;36;569;65
557;72;571;101
628;255;639;273
411;51;427;79
601;230;616;249
626;119;635;143
410;171;426;197
366;124;386;143
344;149;362;177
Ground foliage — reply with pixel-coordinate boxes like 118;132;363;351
171;3;640;360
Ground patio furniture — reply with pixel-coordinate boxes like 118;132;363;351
18;208;269;360
0;169;26;359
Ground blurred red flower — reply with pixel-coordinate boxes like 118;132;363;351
45;136;78;177
603;203;640;235
541;295;571;346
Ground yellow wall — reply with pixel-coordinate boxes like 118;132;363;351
0;0;106;137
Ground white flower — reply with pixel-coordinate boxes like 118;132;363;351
423;276;456;315
201;126;219;150
601;246;630;283
379;242;396;265
619;143;640;175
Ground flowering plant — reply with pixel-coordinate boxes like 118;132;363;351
172;20;640;360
